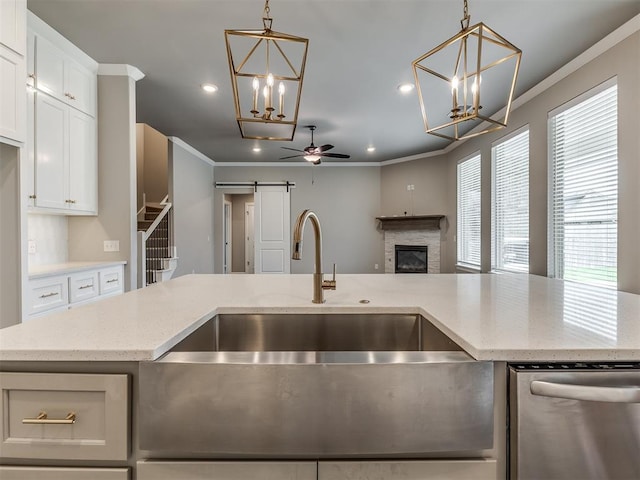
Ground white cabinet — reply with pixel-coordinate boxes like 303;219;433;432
0;372;129;461
33;33;96;117
137;461;317;480
27;274;69;317
26;11;98;214
0;0;26;144
32;91;97;213
27;263;125;319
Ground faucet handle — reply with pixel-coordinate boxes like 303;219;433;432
323;263;337;290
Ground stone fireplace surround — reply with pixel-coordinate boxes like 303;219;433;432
377;216;444;274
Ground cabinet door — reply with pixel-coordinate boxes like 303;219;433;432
0;0;26;56
0;43;26;143
33;35;65;101
66;57;95;116
34;92;67;209
137;461;316;480
318;460;497;480
68;108;96;213
0;466;129;480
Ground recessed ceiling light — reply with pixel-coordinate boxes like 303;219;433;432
367;146;376;153
201;83;218;93
397;83;415;94
252;147;261;153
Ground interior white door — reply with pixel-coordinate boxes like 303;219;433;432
254;186;290;274
245;202;255;274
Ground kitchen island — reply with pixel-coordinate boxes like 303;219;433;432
1;273;639;480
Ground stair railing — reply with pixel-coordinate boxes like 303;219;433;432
137;200;173;288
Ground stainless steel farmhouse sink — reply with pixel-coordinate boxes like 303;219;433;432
139;314;494;457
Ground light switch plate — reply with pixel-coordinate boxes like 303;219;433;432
104;240;120;252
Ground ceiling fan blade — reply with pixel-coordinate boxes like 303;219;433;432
318;144;334;152
279;154;304;160
320;152;350;159
281;146;304;152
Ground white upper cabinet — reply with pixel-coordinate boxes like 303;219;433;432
27;11;98;215
33;34;96;117
0;0;26;55
0;0;27;144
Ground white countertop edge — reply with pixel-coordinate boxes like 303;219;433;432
29;261;127;279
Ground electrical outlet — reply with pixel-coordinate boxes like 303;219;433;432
410;184;415;190
374;263;379;270
104;240;120;252
28;240;37;254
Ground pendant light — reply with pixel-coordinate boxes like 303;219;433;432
412;0;521;141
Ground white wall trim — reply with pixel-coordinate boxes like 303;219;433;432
214;162;380;168
380;149;447;166
168;137;215;166
98;64;145;81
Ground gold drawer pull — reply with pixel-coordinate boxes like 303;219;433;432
106;279;118;284
78;284;93;290
22;411;76;425
39;292;59;299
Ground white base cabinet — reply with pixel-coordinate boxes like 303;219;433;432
0;466;129;480
27;263;124;319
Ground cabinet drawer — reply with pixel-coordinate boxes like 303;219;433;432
69;270;99;303
100;266;124;296
318;460;497;480
0;372;129;461
0;466;129;480
137;461;317;480
28;275;68;316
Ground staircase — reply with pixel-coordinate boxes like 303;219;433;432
137;203;178;286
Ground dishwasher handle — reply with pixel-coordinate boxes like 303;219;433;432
531;380;640;403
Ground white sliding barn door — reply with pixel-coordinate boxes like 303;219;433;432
254;186;290;274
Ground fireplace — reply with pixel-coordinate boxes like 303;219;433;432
395;245;428;274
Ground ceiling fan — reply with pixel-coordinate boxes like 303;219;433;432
280;125;350;165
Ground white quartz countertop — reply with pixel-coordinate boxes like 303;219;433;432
29;260;127;279
1;274;639;362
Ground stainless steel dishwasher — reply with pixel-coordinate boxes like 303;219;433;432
509;363;640;480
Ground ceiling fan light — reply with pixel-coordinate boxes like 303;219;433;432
304;154;321;162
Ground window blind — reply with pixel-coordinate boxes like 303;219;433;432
492;129;529;273
457;154;481;268
549;82;617;288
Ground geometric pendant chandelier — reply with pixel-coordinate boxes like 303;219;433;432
225;0;309;141
412;0;521;141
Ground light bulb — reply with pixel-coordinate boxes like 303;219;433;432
252;77;259;91
304;154;321;162
267;73;274;87
278;82;285;95
263;85;268;98
451;76;459;93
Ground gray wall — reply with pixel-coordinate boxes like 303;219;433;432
384;30;640;293
0;144;23;327
68;74;138;291
214;166;383;275
230;193;253;272
380;154;456;273
137;123;168;206
169;140;214;277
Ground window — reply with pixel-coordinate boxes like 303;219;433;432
492;128;529;273
457;154;481;269
549;81;617;288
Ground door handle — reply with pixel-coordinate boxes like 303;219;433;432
531;380;640;403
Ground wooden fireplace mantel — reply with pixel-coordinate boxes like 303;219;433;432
376;215;445;230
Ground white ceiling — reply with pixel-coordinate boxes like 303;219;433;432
27;0;640;164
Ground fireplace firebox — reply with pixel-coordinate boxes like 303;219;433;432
395;245;428;274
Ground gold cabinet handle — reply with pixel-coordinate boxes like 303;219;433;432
78;284;93;290
39;292;59;299
22;411;76;425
